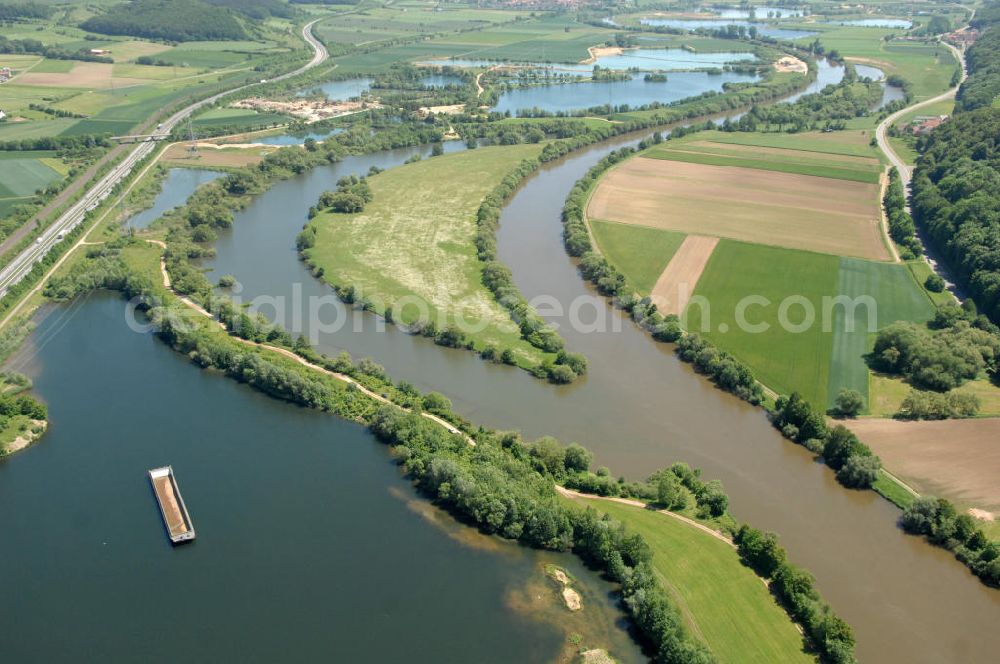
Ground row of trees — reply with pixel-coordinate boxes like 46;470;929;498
734;525;857;662
883;167;921;259
772;393;883;489
902;496;1000;586
0;35;112;63
474;157;582;377
737;68;885;133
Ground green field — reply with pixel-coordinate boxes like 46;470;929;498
574;497;812;664
0;151;65;198
304;144;551;368
688;240;840;405
644;141;882;183
826;258;935;409
590;220;685;293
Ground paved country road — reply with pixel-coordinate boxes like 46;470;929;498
0;18;329;298
874;39;967;300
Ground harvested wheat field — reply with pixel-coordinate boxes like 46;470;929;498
650;235;718;315
588;157;888;260
17;62;151;89
845;417;1000;514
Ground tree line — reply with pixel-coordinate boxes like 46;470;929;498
0;35;113;63
883;167;921;259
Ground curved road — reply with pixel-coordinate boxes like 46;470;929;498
0;18;329;298
875;39;967;299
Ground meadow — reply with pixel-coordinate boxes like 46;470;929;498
571;497;813;664
303;144;551;369
688;240;839;405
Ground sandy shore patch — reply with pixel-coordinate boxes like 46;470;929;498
774;55;808;74
650;235;718;316
418;104;465;116
844;417;1000;512
561;587;583;611
581;45;624;64
2;419;46;456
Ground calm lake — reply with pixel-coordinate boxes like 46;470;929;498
0;295;642;662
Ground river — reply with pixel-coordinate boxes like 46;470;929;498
6;79;999;662
0;294;642;662
196;131;1000;661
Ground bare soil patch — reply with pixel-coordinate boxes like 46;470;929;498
162;142;274;168
650;235;718;315
774;55;808;74
17;62;150;88
844;418;1000;512
588;157;887;260
582;45;624;64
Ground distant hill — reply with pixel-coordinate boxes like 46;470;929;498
80;0;250;42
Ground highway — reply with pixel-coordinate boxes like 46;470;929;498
0;18;328;298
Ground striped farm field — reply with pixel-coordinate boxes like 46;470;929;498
589;220;685;293
694;129;881;158
588;155;888;260
644;141;882;183
826;258;935;410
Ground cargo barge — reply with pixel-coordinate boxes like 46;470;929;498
148;466;196;544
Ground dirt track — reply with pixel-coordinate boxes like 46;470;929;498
650;235;718;316
588;157;887;260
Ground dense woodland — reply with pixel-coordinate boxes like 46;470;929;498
80;0;251;42
913;5;1000;325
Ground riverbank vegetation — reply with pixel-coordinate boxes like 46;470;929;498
0;372;47;456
